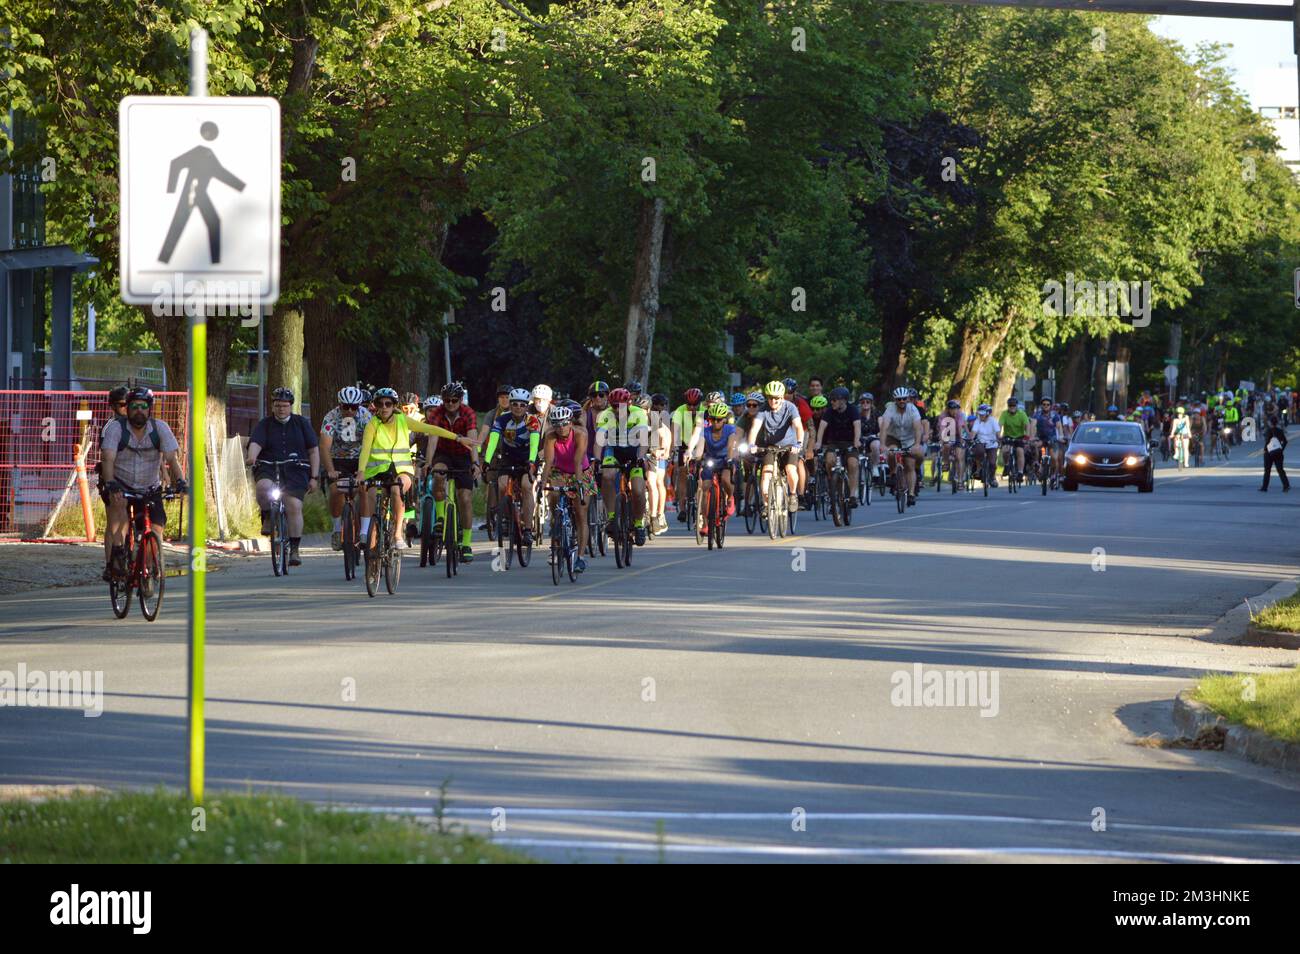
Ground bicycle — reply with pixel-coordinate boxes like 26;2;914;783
856;446;874;507
434;466;465;579
886;446;908;513
259;458;312;577
974;444;996;497
586;481;608;557
607;456;641;568
695;457;730;550
1190;431;1204;468
108;486;180;621
363;466;404;597
416;469;442;569
1000;441;1022;494
927;441;943;492
809;456;830;522
682;458;700;539
825;450;852;527
326;471;362;581
497;463;534;570
740;454;762;534
546;484;580;585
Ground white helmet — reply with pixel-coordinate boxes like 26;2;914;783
548;405;573;425
508;387;532;403
892;386;910;400
532;384;553;403
337;386;365;406
422;395;442;409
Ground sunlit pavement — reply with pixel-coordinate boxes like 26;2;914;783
2;438;1299;863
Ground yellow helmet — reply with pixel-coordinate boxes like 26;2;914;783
763;380;786;398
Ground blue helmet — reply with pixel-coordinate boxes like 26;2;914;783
1107;404;1119;412
730;391;747;406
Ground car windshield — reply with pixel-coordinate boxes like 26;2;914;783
1073;424;1143;446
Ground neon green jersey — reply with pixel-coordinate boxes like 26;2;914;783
596;405;650;449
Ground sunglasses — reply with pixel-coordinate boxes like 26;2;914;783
128;402;150;410
510;401;528;407
377;401;395;408
445;397;461;404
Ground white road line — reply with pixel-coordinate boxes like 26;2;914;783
344;806;1300;839
486;838;1291;863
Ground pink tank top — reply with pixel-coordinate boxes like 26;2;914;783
552;429;580;474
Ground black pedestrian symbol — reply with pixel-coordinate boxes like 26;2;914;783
158;121;246;265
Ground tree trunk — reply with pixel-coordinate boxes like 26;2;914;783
141;306;236;445
950;312;1013;409
267;307;305;414
875;303;911;395
624;197;666;385
303;299;356;431
1058;334;1086;410
992;348;1019;411
1091;333;1111;415
1114;340;1131;410
390;331;433;399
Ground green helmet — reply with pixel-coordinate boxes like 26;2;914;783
706;401;730;420
763;380;786;398
810;395;828;410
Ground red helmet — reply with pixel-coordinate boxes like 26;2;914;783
685;388;702;404
609;387;632;406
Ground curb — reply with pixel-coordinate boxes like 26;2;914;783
1173;690;1300;774
1243;623;1300;650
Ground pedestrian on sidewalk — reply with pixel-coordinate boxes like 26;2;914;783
1260;416;1290;492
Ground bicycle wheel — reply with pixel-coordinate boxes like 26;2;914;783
499;496;515;569
446;499;459;578
550;532;562;585
767;482;781;540
270;505;284;577
364;515;381;597
420;496;436;568
612;497;626;569
137;533;166;621
515;501;532;568
744;478;758;534
342;499;357;581
385;540;401;594
109;537;133;618
705;485;717;551
695;484;707;545
836;472;851;526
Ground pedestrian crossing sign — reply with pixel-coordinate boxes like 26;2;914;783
119;96;280;310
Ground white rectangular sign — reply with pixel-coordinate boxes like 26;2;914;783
119;96;280;311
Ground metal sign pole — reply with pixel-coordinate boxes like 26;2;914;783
187;27;208;805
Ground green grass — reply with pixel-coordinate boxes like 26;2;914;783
1192;669;1300;744
0;789;533;863
1253;592;1300;634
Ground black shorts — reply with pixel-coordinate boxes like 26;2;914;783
496;457;532;479
823;442;855;457
331;458;358;477
254;464;309;498
761;445;796;466
432;451;474;484
601;446;644;472
118;484;166;529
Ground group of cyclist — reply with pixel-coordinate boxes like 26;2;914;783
93;373;1293;584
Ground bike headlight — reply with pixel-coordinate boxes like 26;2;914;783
271;488;281;500
737;442;749;454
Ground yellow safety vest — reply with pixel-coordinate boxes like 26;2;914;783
364;414;415;476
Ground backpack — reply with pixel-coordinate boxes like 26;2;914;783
115;418;162;453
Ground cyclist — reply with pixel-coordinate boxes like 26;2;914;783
733;390;764;517
531;384;554;440
672;388;704;522
356;387;475;554
880;386;925;506
1223;395;1241;445
1029;397;1060;481
646;394;673;534
539;404;594;572
1170;405;1191;468
936;398;966;490
815;386;861;506
784;378;814;505
998;396;1031;481
1106;403;1121;421
99;387;187;582
968;403;1002;488
685;401;737;533
858;392;883;480
484;387;542;546
320;385;373;551
247;387;320;567
478;386;513;532
596;386;651;545
424;381;480;564
730;391;747;423
97;385;131;568
746;380;805;516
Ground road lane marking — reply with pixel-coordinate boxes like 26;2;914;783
483;838;1293;863
346;806;1300;839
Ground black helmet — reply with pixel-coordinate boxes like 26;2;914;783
272;387;295;403
126;386;154;408
441;380;465;401
624;379;643;395
108;385;130;406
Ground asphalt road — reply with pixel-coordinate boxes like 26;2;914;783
3;438;1300;863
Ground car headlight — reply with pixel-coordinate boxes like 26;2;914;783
1124;456;1139;466
1073;454;1088;465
